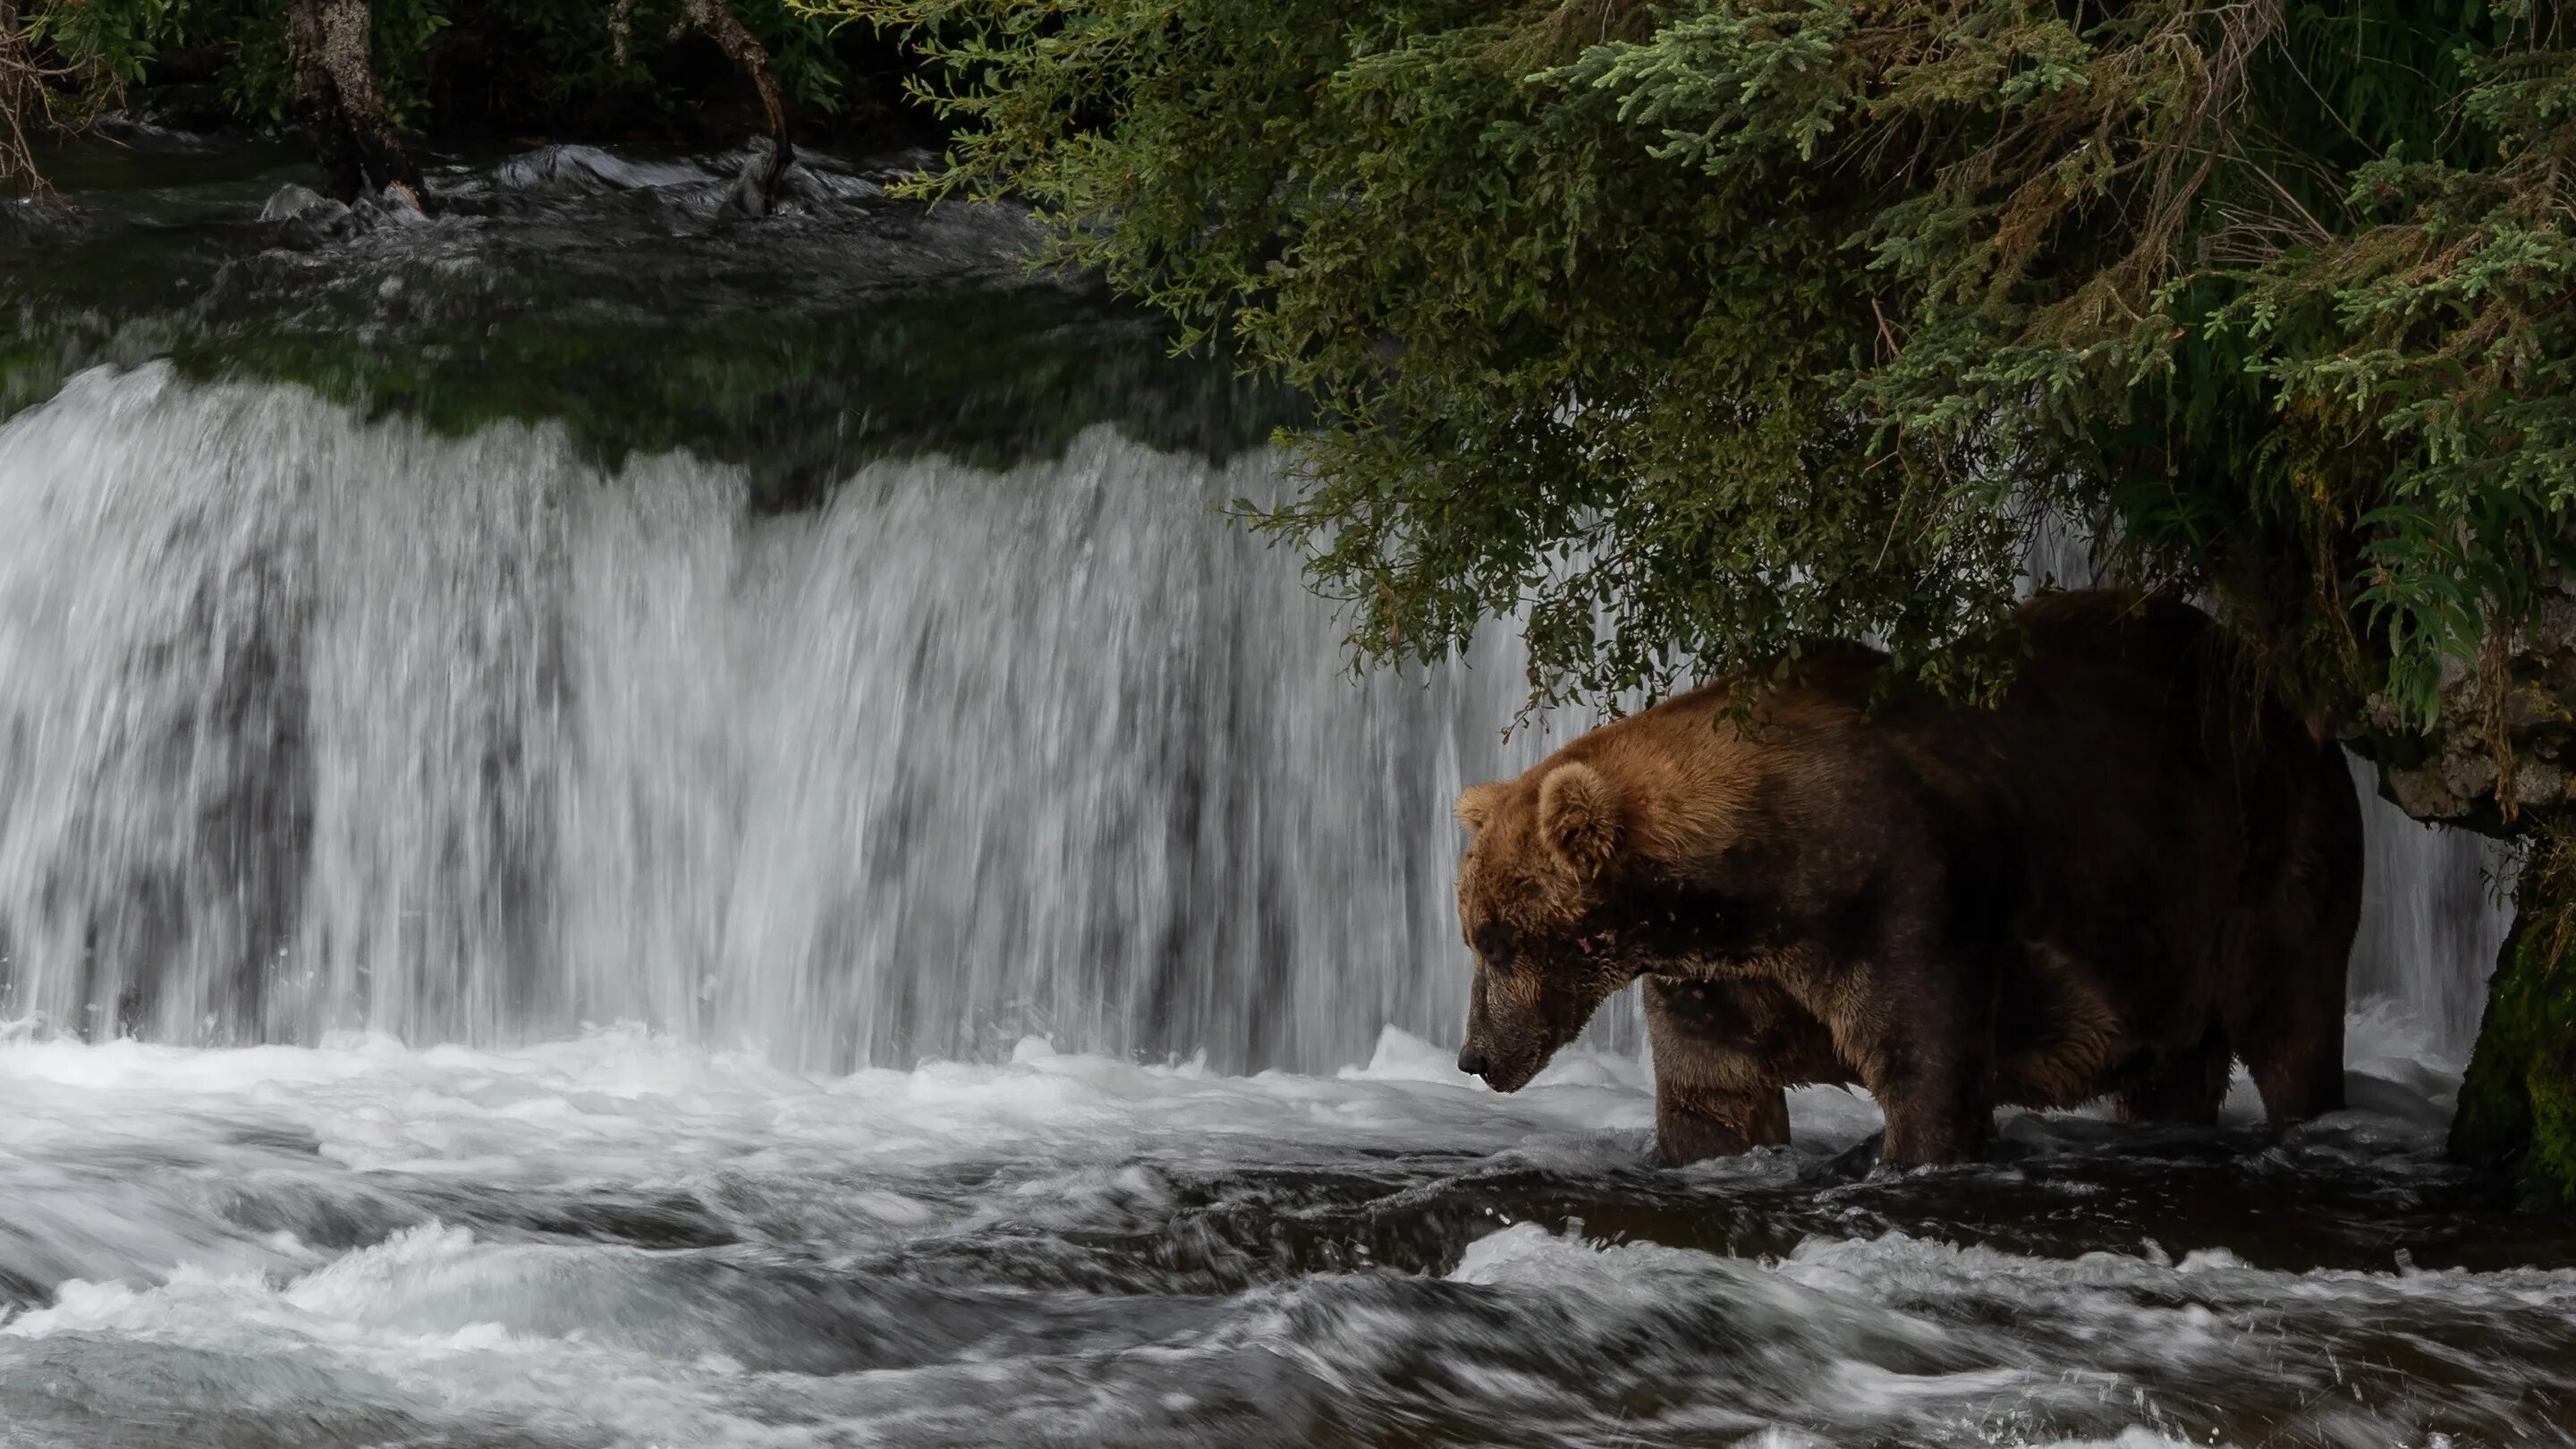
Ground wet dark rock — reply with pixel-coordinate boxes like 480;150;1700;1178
2363;576;2576;830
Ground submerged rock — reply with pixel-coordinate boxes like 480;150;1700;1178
259;183;347;225
492;144;710;195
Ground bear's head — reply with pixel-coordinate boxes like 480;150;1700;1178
1452;758;1641;1091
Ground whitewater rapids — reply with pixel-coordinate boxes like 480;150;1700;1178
0;1010;2566;1448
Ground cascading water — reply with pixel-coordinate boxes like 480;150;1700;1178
0;142;2563;1449
2348;777;2516;1055
0;362;1576;1072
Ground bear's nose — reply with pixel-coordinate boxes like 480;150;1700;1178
1457;1046;1491;1079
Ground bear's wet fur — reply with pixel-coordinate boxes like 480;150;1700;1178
1451;589;2362;1166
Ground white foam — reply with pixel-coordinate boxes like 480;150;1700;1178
0;1000;2476;1203
0;1019;2558;1447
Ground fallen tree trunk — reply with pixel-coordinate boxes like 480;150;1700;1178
289;0;426;208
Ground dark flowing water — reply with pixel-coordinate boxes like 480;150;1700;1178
0;129;2561;1449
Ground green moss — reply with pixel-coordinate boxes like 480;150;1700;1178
0;267;1297;497
2453;834;2576;1207
157;284;1294;504
2528;1038;2576;1200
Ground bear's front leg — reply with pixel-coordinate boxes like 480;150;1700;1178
1837;959;1996;1166
1643;976;1835;1166
1655;1080;1790;1165
1869;1059;1991;1165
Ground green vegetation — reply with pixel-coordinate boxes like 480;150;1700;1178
0;0;919;199
845;0;2572;728
8;0;844;126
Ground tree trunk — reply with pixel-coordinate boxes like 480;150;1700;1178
288;0;361;201
676;0;791;211
2452;827;2576;1205
289;0;426;208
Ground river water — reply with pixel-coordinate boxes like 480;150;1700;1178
0;132;2563;1447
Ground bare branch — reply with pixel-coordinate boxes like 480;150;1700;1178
0;1;59;199
674;0;792;212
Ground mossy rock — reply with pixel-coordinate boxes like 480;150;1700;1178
2453;873;2576;1207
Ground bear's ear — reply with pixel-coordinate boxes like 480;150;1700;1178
1454;782;1508;833
1538;761;1622;876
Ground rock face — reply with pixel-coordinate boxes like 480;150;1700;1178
2367;580;2576;832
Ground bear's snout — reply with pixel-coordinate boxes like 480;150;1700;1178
1465;1046;1544;1092
1459;970;1557;1090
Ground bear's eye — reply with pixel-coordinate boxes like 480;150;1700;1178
1473;920;1517;962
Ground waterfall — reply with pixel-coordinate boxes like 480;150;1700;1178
0;363;2508;1072
2347;773;2515;1057
0;364;1563;1071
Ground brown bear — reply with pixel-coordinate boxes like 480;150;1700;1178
1451;590;2362;1166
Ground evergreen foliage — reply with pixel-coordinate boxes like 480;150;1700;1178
839;0;2576;729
